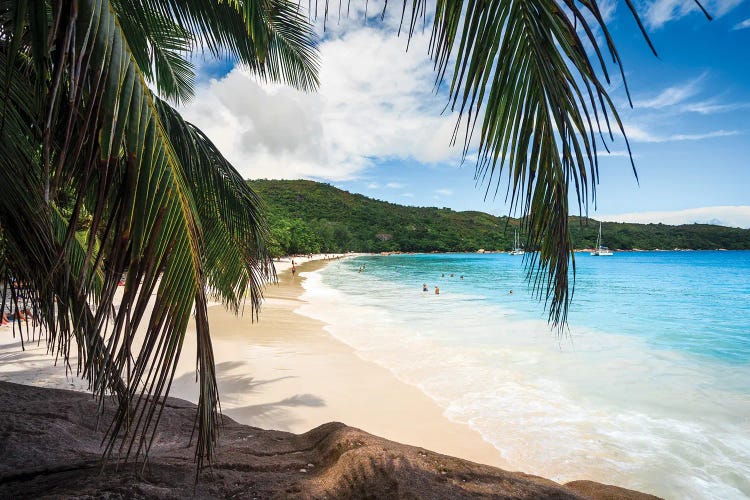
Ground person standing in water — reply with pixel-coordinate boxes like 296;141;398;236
435;286;440;295
422;283;428;292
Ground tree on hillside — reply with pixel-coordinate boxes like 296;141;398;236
0;0;706;468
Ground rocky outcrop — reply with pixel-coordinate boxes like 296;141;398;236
0;381;660;499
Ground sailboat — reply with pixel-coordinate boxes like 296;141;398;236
590;222;614;256
510;229;525;256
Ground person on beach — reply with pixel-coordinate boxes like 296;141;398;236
435;286;440;295
422;283;428;292
3;307;33;323
291;264;296;277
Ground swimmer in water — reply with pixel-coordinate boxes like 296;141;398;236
422;283;428;292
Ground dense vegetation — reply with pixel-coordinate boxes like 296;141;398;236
250;180;750;255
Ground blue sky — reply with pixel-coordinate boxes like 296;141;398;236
180;0;750;228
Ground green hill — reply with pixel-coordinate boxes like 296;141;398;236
248;179;750;256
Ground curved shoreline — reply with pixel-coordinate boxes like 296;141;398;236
170;257;504;468
0;255;665;498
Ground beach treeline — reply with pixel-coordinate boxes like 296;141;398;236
251;179;750;255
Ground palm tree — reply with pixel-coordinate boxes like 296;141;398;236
0;0;318;468
0;0;708;469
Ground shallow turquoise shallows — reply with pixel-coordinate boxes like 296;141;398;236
297;251;750;499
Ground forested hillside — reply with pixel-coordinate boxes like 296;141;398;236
248;179;750;256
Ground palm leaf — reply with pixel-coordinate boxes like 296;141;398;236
155;97;276;314
315;0;654;328
2;0;321;469
420;0;633;327
116;0;320;93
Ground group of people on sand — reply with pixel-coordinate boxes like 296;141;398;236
2;286;36;326
2;307;33;326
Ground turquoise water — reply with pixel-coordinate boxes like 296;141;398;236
297;252;750;499
352;251;750;363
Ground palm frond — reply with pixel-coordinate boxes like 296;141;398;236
1;0;321;471
155;97;276;314
112;6;197;103
1;0;220;467
429;0;642;327
117;0;320;93
317;0;650;328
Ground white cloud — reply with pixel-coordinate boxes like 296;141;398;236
667;130;741;141
596;150;633;158
632;75;750;115
732;17;750;29
179;24;462;181
624;125;740;143
386;182;405;188
597;206;750;228
644;0;743;29
635;75;704;109
435;188;453;196
681;100;750;114
367;182;380;189
402;192;415;197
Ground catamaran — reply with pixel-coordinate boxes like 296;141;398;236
591;222;613;256
510;229;525;255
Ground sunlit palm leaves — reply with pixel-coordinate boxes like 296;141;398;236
0;0;317;469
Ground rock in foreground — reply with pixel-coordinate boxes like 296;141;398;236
0;381;659;499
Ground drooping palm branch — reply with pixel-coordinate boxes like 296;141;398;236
316;0;707;328
396;0;642;327
0;0;318;469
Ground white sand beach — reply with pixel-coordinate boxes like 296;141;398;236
0;255;502;468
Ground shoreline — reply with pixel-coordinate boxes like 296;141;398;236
170;257;504;468
0;255;677;498
0;253;501;467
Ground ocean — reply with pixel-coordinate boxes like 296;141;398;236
296;251;750;499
